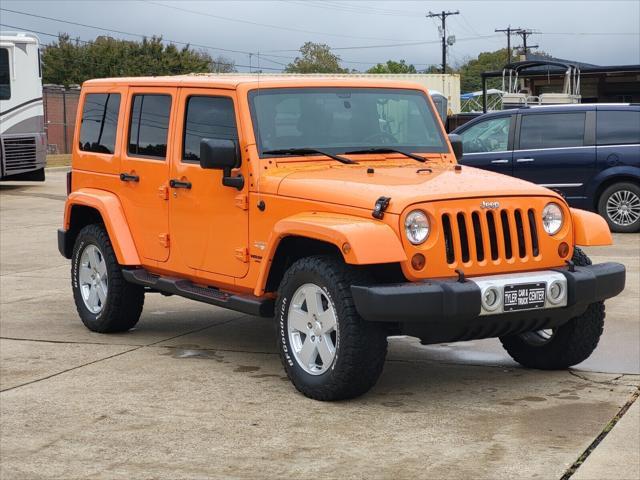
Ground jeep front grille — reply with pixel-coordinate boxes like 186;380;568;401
2;137;37;172
442;207;540;266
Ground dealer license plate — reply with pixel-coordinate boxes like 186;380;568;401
503;282;546;311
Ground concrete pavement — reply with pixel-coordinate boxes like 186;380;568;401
1;169;638;479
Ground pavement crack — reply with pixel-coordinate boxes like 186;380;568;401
0;346;141;393
560;387;640;480
568;370;625;385
0;314;246;393
0;336;144;347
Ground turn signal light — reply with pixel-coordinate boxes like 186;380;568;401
411;253;426;270
558;242;570;258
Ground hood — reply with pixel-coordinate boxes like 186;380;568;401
275;162;560;214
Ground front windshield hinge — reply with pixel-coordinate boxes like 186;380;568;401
372;196;391;220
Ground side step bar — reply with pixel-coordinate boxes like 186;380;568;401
122;269;274;318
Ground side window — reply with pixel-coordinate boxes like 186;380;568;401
79;93;121;154
519;112;585;150
597;110;640;145
183;96;238;163
128;94;172;159
0;48;10;100
460;116;511;153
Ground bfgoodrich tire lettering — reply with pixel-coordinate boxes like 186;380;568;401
276;255;388;401
500;247;605;369
72;224;145;333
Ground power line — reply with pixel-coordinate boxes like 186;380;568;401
0;22;282;71
426;10;460;74
143;0;425;43
0;7;253;56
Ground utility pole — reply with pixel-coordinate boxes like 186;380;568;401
427;10;459;74
495;25;519;63
515;29;539;58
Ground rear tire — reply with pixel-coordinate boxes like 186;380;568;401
597;182;640;233
72;224;144;333
500;247;604;369
275;256;388;401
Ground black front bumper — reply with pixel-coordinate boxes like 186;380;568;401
351;262;625;344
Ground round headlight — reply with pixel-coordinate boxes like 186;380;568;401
405;210;430;245
542;202;563;235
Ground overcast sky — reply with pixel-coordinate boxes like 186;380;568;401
1;0;639;71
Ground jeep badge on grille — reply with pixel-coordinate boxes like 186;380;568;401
481;200;500;209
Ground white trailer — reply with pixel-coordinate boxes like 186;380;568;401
0;32;46;181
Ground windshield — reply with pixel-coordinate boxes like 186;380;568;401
249;88;448;157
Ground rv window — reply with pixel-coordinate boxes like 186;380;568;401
79;93;121;154
183;96;238;163
597;110;640;145
128;94;172;159
0;48;10;100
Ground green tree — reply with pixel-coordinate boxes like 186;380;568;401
284;42;347;73
366;59;417;74
211;55;237;73
456;48;509;92
42;34;213;86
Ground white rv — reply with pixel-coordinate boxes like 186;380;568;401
0;32;46;181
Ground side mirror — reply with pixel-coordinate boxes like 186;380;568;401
200;138;244;190
448;133;463;161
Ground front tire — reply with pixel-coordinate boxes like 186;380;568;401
598;182;640;233
500;247;604;369
72;224;144;333
276;256;388;401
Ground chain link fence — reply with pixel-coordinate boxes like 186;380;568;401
43;86;80;155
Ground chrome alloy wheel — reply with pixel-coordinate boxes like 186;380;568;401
520;329;554;346
79;244;108;314
606;189;640;226
287;283;338;375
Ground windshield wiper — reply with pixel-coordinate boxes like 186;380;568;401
262;148;358;165
344;148;426;163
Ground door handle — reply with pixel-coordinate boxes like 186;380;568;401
119;173;140;182
516;158;535;163
490;159;510;164
169;179;192;189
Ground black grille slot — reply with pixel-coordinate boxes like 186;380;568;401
500;210;513;259
2;137;37;171
471;212;485;262
514;210;527;258
528;209;540;257
457;213;470;263
486;211;499;260
442;214;455;264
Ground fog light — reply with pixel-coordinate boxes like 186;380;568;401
411;253;426;270
558;242;569;258
481;286;501;312
547;280;565;305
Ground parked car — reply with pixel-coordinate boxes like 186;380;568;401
58;77;625;400
453;104;640;232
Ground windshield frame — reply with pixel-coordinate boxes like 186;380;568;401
247;87;449;159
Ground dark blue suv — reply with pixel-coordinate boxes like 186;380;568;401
453;104;640;232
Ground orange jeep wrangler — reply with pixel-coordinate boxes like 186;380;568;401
58;76;625;400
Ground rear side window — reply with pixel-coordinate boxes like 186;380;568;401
183;96;238;162
128;94;172;159
0;48;10;100
79;93;121;154
597;110;640;145
519;112;586;150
